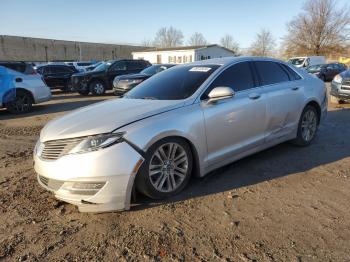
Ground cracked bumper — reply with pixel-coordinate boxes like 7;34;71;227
34;141;144;212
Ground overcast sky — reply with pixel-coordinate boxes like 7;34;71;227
0;0;349;48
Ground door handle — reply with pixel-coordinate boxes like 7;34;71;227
249;93;261;100
291;87;300;91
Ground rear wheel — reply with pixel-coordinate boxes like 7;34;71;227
5;90;33;114
135;138;193;199
320;74;326;82
292;105;319;146
90;80;106;95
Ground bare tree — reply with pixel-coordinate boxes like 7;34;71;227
141;38;154;47
220;34;240;54
249;29;276;57
188;32;208;46
153;26;184;48
284;0;350;57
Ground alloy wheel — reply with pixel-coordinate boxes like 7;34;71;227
301;109;317;142
93;83;105;95
148;143;189;193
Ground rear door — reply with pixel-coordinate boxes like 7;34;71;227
201;61;267;167
253;61;304;142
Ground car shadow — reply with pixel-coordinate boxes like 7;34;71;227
131;108;350;211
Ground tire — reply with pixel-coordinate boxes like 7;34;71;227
291;105;319;146
90;80;106;96
320;74;326;82
5;90;33;114
135;137;193;199
338;99;345;104
65;82;75;92
78;89;90;96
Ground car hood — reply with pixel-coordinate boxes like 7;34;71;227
340;69;350;78
40;98;184;142
72;70;103;77
117;73;150;80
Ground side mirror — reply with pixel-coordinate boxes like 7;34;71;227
207;86;235;103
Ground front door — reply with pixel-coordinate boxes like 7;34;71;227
201;61;267;168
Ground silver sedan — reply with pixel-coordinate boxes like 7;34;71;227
33;57;327;212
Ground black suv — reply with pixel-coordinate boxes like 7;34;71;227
307;63;347;81
71;59;151;95
0;61;36;74
36;64;79;91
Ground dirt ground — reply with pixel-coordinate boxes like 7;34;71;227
0;86;350;262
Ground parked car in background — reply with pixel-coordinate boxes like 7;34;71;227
66;61;96;72
0;66;51;113
306;63;347;81
36;64;79;91
0;61;37;75
288;56;326;68
113;64;175;96
34;57;327;212
84;61;104;71
71;59;151;95
330;69;350;104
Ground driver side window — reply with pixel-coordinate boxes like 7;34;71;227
110;61;126;71
202;62;255;99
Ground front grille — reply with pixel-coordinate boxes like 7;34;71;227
39;175;64;191
40;137;85;160
341;78;350;90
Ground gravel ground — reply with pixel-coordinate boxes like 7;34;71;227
0;87;349;261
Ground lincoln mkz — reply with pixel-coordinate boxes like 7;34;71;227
34;57;327;212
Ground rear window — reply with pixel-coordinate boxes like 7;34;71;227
0;62;26;73
127;65;220;100
254;61;290;86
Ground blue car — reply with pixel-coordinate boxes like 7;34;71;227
0;66;51;113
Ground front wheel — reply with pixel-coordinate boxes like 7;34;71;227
292;105;319;146
90;80;106;96
135;138;193;199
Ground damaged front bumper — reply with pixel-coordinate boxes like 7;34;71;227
34;141;144;212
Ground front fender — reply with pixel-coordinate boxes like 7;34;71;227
118;104;208;176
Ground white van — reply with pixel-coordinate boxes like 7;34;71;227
288;56;326;68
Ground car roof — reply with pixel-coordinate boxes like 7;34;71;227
177;56;289;67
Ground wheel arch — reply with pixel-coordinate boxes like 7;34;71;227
305;100;321;124
2;87;35;104
142;134;201;178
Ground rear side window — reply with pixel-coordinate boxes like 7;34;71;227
280;64;302;81
58;66;73;73
254;61;290;85
203;62;255;97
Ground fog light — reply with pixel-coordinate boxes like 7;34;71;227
61;182;106;196
72;182;105;190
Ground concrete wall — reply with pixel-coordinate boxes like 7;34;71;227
0;35;146;62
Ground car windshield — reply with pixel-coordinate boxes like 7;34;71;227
307;64;323;73
289;58;305;66
141;65;169;75
126;64;220;100
93;62;111;71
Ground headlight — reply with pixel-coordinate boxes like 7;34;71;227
69;132;124;154
333;74;343;84
118;79;143;86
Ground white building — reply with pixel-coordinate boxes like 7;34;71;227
132;44;236;64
